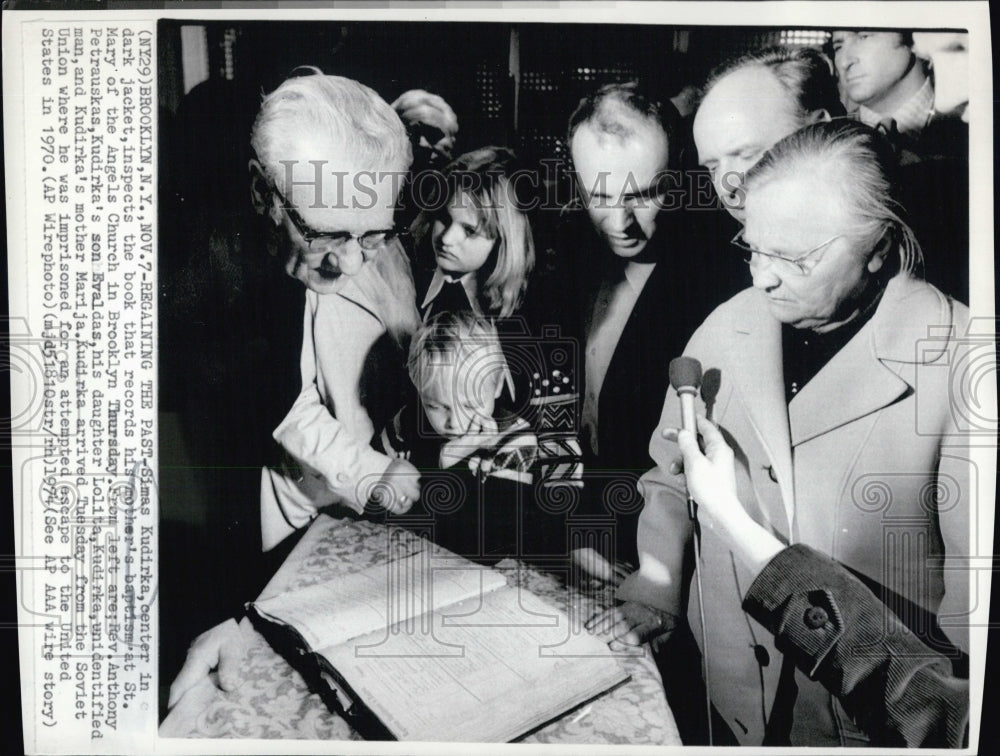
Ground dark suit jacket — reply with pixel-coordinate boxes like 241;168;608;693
855;108;969;304
896;110;969;305
525;208;745;564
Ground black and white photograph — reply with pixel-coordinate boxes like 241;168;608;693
154;13;981;748
3;2;995;754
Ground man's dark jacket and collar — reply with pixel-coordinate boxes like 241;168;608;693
524;205;745;565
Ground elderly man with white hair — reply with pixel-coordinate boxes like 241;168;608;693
248;73;423;549
166;72;457;709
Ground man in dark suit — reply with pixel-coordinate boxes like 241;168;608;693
528;82;743;571
830;30;967;154
522;88;745;747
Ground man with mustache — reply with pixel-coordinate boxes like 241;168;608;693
249;73;422;549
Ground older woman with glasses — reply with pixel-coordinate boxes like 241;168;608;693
612;120;971;746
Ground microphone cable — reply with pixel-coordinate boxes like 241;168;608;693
669;356;715;746
692;497;712;745
696;366;722;746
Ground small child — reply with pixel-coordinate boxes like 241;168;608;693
380;311;549;561
410;147;535;320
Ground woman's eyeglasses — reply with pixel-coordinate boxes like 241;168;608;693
731;228;844;276
273;185;405;259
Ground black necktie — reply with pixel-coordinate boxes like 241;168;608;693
426;278;474;318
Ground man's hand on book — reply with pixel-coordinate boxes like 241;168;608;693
584;601;677;651
168;618;248;708
372;458;421;514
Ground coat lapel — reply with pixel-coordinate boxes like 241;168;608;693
787;276;948;447
336;275;382;325
787;328;909;447
603;260;663;388
731;295;796;535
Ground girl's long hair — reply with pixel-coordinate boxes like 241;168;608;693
412;146;535;318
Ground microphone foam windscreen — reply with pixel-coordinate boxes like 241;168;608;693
669;356;703;390
701;367;722;403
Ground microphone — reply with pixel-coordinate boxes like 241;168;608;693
669;356;703;520
701;368;722;423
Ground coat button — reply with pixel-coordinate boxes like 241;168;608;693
804;606;829;629
337;472;349;483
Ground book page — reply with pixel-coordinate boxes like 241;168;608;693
322;586;628;742
252;551;509;651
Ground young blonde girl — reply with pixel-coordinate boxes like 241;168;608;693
411;146;535;320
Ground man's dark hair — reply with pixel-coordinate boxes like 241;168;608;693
822;30;915;60
566;80;681;165
701;46;847;121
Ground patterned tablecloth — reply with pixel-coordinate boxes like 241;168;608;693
160;514;680;745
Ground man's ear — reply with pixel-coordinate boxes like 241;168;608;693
867;228;894;274
249;159;280;223
807;108;833;124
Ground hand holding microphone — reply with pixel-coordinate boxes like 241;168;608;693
666;416;741;530
666;414;784;577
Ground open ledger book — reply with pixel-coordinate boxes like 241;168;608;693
247;548;629;742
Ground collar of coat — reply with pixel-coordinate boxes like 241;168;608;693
721;275;957;531
332;238;421;338
421;268;484;316
734;274;956;365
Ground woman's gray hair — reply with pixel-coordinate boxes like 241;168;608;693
250;69;412;192
746;119;923;277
